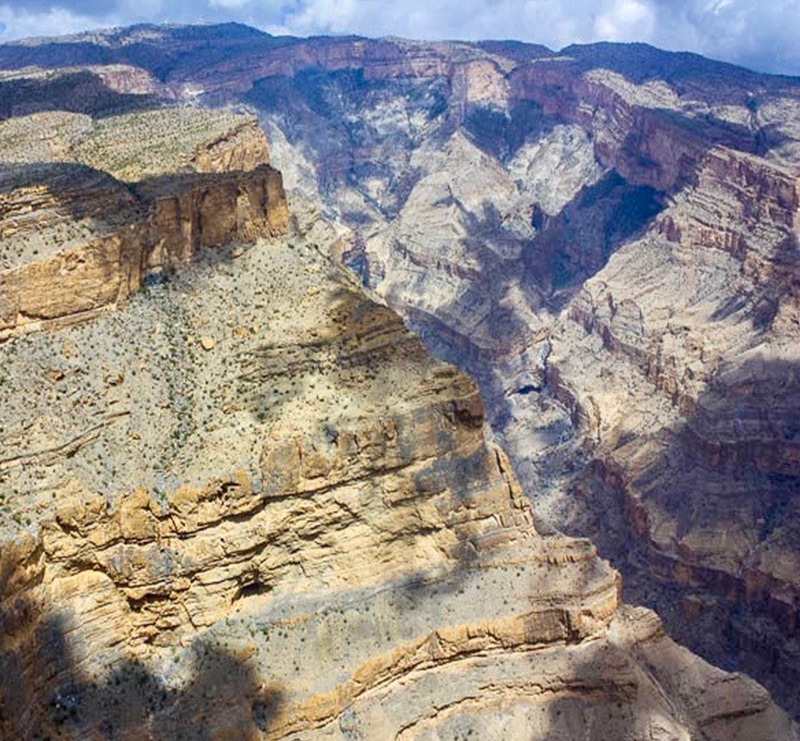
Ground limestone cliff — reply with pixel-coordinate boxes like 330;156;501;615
215;35;800;715
18;25;797;715
0;97;795;739
0;207;793;740
0;108;287;339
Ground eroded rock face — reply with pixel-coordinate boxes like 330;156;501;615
0;207;794;741
0;109;287;338
0;80;795;740
543;145;800;709
240;39;800;716
15;24;800;714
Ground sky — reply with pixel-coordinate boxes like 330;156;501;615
0;0;798;76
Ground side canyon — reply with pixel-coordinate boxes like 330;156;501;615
0;22;799;737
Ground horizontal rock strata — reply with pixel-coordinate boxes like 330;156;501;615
0;109;288;339
0;29;798;738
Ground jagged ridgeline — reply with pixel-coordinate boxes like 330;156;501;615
0;25;798;740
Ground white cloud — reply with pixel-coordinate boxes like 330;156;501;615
651;0;800;73
595;0;656;42
272;0;799;73
0;6;106;39
208;0;252;8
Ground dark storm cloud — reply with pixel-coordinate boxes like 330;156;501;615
0;0;797;76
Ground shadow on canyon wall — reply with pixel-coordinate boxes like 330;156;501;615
245;67;450;206
462;100;549;162
0;161;142;220
397;167;664;382
577;353;800;718
0;546;284;740
0;72;156;121
524;171;664;307
0;600;284;739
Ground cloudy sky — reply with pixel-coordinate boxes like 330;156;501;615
0;0;798;75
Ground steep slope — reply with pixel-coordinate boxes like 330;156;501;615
0;107;287;338
0;92;796;740
5;26;796;714
251;37;800;716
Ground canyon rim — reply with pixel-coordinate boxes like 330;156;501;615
0;19;799;740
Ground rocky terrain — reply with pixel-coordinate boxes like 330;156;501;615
0;107;287;338
1;23;800;736
2;99;793;740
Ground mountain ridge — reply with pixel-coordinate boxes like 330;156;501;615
1;21;800;734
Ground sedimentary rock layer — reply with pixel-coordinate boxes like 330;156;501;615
0;95;794;739
27;26;796;714
0;213;794;740
0;109;287;338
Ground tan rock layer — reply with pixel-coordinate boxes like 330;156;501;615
189;118;271;173
0;379;624;739
509;61;763;192
0;165;288;339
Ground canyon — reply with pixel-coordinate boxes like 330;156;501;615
1;22;800;737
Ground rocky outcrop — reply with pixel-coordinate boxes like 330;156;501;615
2;24;800;735
540;142;800;710
0;201;795;740
189;118;271;173
53;27;798;717
0;65;160;119
0;110;288;339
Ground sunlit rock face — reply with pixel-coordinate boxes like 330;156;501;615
1;23;800;733
0;108;287;339
2;99;794;741
250;41;800;718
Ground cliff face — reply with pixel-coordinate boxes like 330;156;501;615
543;142;800;704
0;109;287;338
243;41;800;716
16;24;800;714
0;80;796;740
0;203;794;741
